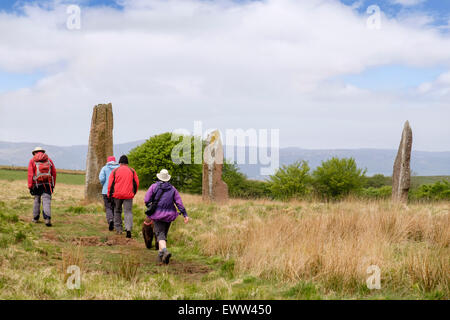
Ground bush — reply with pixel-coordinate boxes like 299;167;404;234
243;179;271;199
412;180;450;201
223;162;271;199
222;162;248;197
268;161;311;200
128;133;203;193
364;174;391;188
360;186;392;199
312;157;366;200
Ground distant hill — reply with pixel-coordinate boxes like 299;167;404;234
0;140;145;171
1;141;449;179
235;147;450;180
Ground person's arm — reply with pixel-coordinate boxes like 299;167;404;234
107;169;115;198
134;170;139;190
144;184;155;205
27;159;34;189
173;188;188;218
99;167;106;186
50;159;57;186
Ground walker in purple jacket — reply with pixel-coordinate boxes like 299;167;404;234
144;181;188;222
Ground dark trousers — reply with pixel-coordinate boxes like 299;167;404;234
153;220;171;242
102;195;115;223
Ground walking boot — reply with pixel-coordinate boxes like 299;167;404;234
161;248;172;265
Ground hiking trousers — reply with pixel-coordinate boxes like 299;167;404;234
153;220;171;242
113;198;133;232
33;193;51;220
102;195;115;223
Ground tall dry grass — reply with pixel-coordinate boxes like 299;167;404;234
189;199;449;295
118;252;141;282
61;245;84;282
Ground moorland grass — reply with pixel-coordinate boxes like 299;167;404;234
0;178;448;300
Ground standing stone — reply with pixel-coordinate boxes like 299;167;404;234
202;130;229;202
392;121;413;204
85;103;114;201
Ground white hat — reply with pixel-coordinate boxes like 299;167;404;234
32;146;46;155
156;169;171;182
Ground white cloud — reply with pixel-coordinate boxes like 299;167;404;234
0;0;449;151
417;71;450;97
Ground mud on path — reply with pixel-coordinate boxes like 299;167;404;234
36;210;213;282
71;235;139;247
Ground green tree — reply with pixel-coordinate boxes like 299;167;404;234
312;157;366;200
360;186;392;199
128;132;203;193
412;180;450;201
223;162;271;199
268;161;311;200
222;162;248;197
364;174;391;188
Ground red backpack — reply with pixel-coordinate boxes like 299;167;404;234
34;160;53;184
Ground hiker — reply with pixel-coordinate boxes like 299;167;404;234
99;156;119;231
107;155;139;238
27;147;57;227
144;169;189;265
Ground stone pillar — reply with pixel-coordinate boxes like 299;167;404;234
392;121;413;204
85;103;114;201
202;130;228;203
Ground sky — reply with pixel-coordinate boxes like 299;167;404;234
0;0;449;151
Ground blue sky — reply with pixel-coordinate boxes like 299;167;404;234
0;0;448;16
0;71;44;94
0;0;124;11
337;65;446;91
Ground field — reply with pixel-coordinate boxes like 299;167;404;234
0;167;85;186
0;176;448;299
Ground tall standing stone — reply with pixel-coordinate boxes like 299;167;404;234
202;130;229;203
392;121;413;204
85;103;114;201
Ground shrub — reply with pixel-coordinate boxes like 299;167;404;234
243;179;271;199
412;180;450;201
361;186;392;199
222;162;248;197
312;157;366;200
364;174;391;188
223;162;271;199
268;161;311;200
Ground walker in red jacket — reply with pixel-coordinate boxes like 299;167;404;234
28;147;57;226
107;155;139;238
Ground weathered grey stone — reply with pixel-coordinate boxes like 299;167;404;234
392;121;413;204
85;103;114;201
202;130;228;203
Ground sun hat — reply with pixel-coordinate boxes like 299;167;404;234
156;169;171;182
107;156;116;162
32;146;45;155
